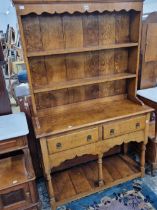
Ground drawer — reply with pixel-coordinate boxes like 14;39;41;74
0;136;27;154
47;127;99;154
103;116;146;140
0;182;32;210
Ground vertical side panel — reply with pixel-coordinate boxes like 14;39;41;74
114;49;128;74
63;14;83;48
35;92;51;109
83;14;99;47
98;13;115;99
99;81;116;98
22;15;43;52
29;57;47;88
66;54;85;80
115;12;130;43
50;89;69;107
45;55;67;84
84;52;99;77
85;84;99;100
40;14;64;50
66;53;85;103
114;80;127;95
68;87;86;104
99;50;115;76
99;13;115;45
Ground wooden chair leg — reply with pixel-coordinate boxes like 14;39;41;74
98;154;104;187
140;142;146;177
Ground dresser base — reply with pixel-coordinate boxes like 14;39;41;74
50;154;141;207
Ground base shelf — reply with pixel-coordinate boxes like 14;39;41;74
51;154;141;206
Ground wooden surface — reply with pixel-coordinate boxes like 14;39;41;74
0;136;27;154
14;0;152;209
139;12;157;89
17;96;43;178
0;180;39;210
51;154;140;203
33;98;152;137
0;155;34;191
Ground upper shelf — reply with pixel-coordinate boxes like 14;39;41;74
28;42;138;57
33;72;136;93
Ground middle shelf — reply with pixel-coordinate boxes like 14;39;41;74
27;42;138;57
33;72;136;93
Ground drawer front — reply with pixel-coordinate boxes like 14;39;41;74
47;127;99;154
0;137;27;154
0;183;32;210
103;116;146;139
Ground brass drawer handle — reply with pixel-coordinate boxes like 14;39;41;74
26;192;30;200
136;122;140;129
56;142;62;149
110;129;115;136
87;135;92;142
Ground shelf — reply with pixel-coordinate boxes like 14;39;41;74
33;98;153;138
51;154;141;205
33;73;136;93
27;42;138;57
0;155;33;190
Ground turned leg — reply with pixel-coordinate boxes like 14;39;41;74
23;147;34;179
40;138;56;210
98;154;104;187
155;111;157;142
140;142;146;177
122;143;128;155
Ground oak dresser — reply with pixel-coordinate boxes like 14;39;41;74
13;0;153;209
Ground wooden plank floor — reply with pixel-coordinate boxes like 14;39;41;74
51;154;140;203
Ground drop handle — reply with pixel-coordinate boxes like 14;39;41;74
110;129;115;136
87;135;92;142
56;142;62;149
136;122;140;129
26;192;30;200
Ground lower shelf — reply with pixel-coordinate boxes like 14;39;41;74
0;155;34;190
51;154;141;206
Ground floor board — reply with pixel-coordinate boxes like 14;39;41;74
103;157;122;180
68;166;92;194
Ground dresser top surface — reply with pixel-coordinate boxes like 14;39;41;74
33;99;153;138
0;112;29;141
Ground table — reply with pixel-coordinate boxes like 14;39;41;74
138;87;157;175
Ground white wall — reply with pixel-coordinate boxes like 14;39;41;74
0;0;17;32
144;0;157;14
